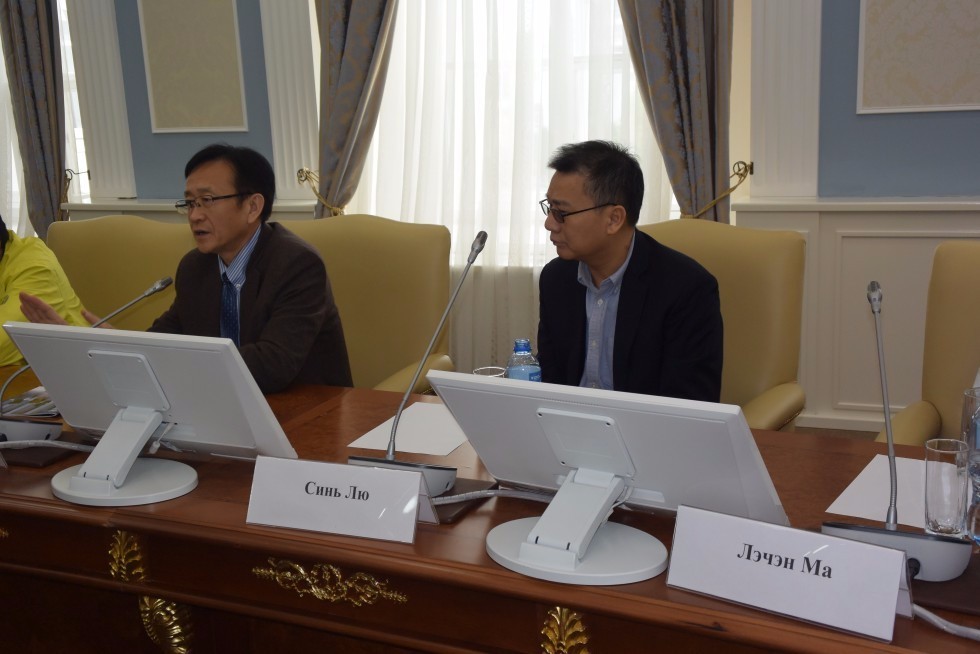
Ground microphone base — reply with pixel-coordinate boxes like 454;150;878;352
821;521;972;582
348;455;457;496
0;419;62;443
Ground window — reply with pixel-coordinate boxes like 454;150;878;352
0;1;89;237
345;0;678;267
316;1;679;371
59;0;90;202
0;40;27;235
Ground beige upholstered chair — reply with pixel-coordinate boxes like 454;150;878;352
278;215;454;392
875;240;980;446
639;219;806;430
46;215;193;332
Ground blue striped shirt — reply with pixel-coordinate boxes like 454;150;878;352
217;226;262;321
577;233;635;390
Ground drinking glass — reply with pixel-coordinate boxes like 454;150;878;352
962;388;980;547
924;438;969;536
472;366;506;378
961;387;980;505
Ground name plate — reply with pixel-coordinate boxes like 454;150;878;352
667;506;910;642
246;456;421;543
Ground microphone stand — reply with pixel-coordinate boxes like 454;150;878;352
89;275;173;328
869;281;898;529
0;277;174;443
821;281;972;582
349;232;488;496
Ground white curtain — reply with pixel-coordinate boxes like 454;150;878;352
0;45;29;237
58;0;88;206
347;0;675;374
0;0;86;238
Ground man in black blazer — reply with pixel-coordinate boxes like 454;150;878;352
22;144;352;394
537;140;722;402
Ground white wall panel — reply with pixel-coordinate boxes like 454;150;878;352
736;199;980;430
750;0;821;198
259;0;318;202
65;1;137;199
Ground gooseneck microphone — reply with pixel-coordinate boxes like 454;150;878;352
0;276;175;444
386;231;487;460
821;280;972;582
867;281;898;529
349;231;488;496
91;276;173;327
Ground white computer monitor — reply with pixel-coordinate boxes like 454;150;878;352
427;370;787;585
3;322;296;507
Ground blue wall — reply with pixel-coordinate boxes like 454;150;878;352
818;0;980;197
115;0;274;199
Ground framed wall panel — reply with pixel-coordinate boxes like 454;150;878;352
858;0;980;113
138;0;248;132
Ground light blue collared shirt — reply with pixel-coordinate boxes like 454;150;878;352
578;233;635;390
217;225;262;323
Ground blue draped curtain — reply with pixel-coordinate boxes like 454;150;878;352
619;0;733;222
0;0;64;237
315;0;398;217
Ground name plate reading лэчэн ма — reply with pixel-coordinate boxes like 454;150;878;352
667;505;911;642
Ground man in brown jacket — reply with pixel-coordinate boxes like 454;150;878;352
22;144;352;393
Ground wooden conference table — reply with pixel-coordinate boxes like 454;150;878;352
0;383;978;653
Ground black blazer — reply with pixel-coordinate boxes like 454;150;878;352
149;222;352;393
537;229;722;402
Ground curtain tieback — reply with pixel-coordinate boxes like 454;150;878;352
58;169;90;222
682;161;752;220
297;168;345;216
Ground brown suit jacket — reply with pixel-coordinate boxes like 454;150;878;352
149;222;352;393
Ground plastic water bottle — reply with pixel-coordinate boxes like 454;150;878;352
506;338;541;382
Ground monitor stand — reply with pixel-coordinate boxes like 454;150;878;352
51;405;198;507
485;468;668;585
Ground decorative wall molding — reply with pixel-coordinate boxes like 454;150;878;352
750;0;822;198
64;1;137;199
64;198;315;223
735;198;980;430
259;0;319;202
138;0;248;132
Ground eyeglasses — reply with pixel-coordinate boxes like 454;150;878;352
539;199;614;223
175;193;248;215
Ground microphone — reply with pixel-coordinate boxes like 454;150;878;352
467;231;488;264
0;276;175;444
349;231;489;496
867;280;882;314
821;280;972;582
866;281;898;528
91;276;173;327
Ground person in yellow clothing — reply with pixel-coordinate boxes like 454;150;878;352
0;217;89;365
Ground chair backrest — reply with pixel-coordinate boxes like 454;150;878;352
278;215;451;388
46;215;194;331
921;240;980;438
638;219;805;407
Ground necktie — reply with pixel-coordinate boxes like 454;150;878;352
221;273;239;346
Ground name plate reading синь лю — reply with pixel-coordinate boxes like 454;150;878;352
667;505;911;642
246;456;422;543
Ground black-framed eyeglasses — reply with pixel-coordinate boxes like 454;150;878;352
175;193;248;215
539;199;614;223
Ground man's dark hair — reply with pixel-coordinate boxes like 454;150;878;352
0;213;7;251
548;140;644;226
185;144;276;222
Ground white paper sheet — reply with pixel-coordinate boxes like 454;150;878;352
826;455;925;529
347;402;466;456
